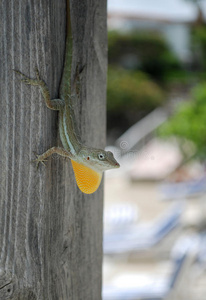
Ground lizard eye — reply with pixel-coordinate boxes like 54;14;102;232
98;153;105;160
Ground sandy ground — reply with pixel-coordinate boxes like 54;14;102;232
103;173;206;300
104;174;169;221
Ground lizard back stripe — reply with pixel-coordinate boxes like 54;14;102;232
63;109;76;155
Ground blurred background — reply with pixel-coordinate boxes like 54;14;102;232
103;0;206;299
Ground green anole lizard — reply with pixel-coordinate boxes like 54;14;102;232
14;0;120;194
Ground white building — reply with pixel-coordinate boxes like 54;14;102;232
108;0;206;64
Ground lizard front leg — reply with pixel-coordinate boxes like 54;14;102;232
13;68;64;111
34;146;73;168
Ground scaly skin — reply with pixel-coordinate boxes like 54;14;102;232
14;0;120;194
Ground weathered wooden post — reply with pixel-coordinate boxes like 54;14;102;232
0;0;107;298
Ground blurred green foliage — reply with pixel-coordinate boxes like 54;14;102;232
159;83;206;160
192;25;206;71
107;30;185;138
108;30;182;82
107;67;165;131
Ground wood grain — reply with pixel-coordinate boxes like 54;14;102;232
0;0;107;299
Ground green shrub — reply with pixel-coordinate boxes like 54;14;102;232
108;30;182;82
192;25;206;71
107;67;165;132
159;82;206;160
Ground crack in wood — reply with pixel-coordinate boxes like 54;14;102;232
0;277;13;289
0;281;12;290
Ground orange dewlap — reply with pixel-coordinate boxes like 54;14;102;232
71;160;102;194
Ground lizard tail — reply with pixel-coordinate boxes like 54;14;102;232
59;0;72;101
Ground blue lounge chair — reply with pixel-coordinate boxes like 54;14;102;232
104;202;184;255
159;175;206;200
103;235;201;300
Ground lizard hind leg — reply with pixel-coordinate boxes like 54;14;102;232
13;68;64;111
13;68;45;88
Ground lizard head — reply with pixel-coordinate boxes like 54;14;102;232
78;147;120;172
71;147;120;194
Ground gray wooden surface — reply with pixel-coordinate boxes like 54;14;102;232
0;0;107;299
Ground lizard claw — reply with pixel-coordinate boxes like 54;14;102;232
13;69;24;76
13;68;42;86
32;152;47;169
21;78;34;85
35;67;40;80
